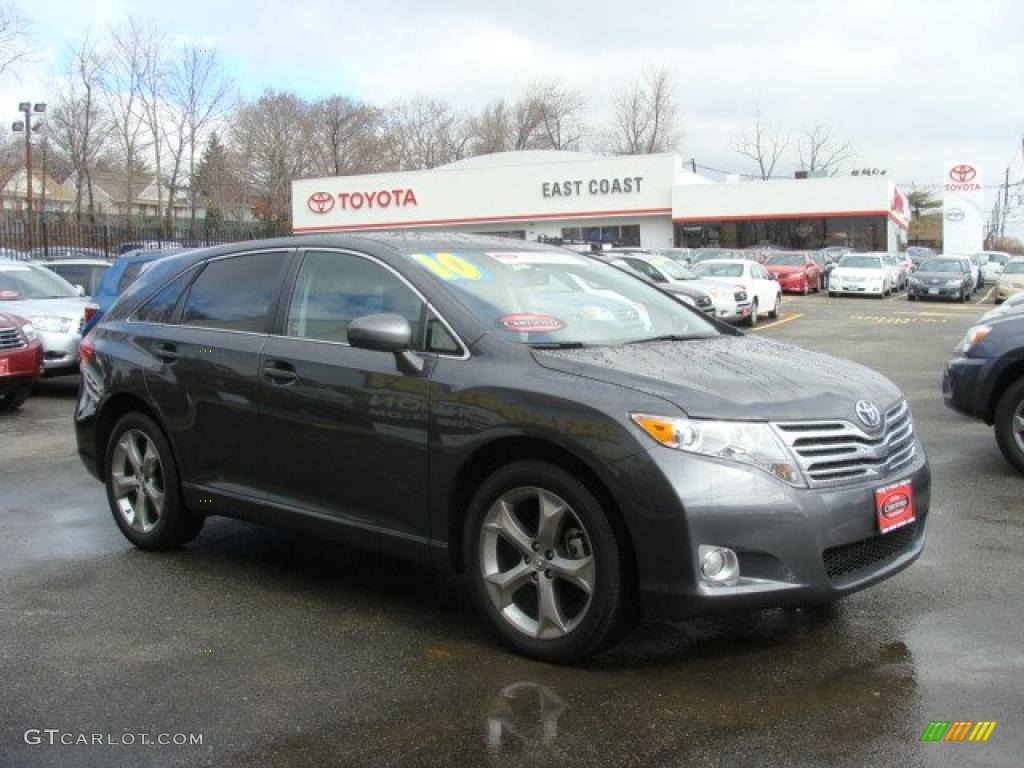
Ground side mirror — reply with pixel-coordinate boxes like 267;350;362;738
75;284;86;296
347;313;424;374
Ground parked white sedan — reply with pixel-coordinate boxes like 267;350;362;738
691;259;781;325
829;253;892;298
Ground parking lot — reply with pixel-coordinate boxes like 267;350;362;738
1;288;1020;768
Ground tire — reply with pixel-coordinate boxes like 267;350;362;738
960;290;968;304
464;461;634;662
994;378;1024;475
745;299;759;327
908;294;916;302
801;280;809;296
768;293;781;319
104;412;204;550
0;381;32;412
828;291;836;298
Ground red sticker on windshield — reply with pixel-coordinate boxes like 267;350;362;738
497;314;566;333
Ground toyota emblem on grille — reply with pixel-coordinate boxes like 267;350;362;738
855;400;881;428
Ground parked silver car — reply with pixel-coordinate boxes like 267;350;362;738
37;259;112;298
0;259;88;375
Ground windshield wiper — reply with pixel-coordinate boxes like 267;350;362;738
625;334;713;345
529;341;591;349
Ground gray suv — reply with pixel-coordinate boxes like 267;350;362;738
75;234;929;661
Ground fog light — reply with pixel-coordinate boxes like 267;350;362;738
699;545;739;585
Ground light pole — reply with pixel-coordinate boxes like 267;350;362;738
11;101;46;223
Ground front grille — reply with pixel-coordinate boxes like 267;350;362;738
773;400;916;487
0;326;25;351
823;515;923;586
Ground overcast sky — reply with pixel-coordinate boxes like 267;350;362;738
4;0;1023;235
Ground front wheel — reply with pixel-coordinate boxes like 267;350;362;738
0;381;32;411
104;413;204;550
745;299;759;327
768;293;781;319
465;461;633;662
994;379;1024;475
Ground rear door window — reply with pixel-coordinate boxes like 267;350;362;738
181;252;289;333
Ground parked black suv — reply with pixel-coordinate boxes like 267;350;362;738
944;312;1024;473
76;234;930;661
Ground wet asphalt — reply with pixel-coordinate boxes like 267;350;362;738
1;288;1021;768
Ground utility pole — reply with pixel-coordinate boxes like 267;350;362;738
1001;166;1010;239
11;102;47;225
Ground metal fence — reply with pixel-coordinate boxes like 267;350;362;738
0;219;291;260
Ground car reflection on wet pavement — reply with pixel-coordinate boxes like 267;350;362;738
2;294;1021;768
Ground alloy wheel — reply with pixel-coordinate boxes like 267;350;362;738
1013;400;1024;456
110;429;166;534
479;487;595;640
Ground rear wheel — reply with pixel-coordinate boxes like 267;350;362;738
0;381;32;411
994;379;1024;475
104;413;204;550
464;461;633;662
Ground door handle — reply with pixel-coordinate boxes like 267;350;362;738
263;361;298;385
153;342;178;363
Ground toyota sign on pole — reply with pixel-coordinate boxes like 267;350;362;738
942;161;983;255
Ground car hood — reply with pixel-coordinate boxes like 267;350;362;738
915;270;965;281
833;267;884;276
766;265;802;274
534;335;902;421
1;297;88;321
661;282;708;299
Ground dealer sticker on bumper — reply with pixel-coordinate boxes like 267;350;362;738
876;480;915;533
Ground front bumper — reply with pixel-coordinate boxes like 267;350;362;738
908;283;965;300
775;274;807;292
832;281;884;296
943;355;989;421
0;341;43;393
613;444;930;619
38;329;81;375
713;302;753;322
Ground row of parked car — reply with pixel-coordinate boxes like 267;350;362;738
0;248;181;410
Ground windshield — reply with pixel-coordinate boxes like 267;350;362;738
920;260;964;274
838;255;882;269
1004;261;1024;274
693;262;744;278
405;249;719;346
766;254;804;267
980;253;1010;265
0;264;78;300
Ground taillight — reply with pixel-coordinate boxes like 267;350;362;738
79;333;95;366
84;303;98;323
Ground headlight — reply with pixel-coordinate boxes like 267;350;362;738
962;324;991;354
945;279;962;288
20;322;38;341
631;414;805;487
29;315;74;333
909;276;921;285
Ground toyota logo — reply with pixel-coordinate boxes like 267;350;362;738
855;400;881;429
949;164;976;183
945;207;966;222
307;192;335;214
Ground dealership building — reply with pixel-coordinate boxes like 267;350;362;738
292;151;909;251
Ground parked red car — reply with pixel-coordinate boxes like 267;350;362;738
764;252;821;294
0;310;44;411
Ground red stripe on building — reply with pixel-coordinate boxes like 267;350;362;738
673;209;909;231
293;207;673;233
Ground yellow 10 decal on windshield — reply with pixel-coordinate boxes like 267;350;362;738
410;252;489;282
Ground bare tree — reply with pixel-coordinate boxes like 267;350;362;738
732;108;789;180
0;131;22;196
0;2;30;75
605;66;680;155
102;19;151;220
383;97;471;170
530;79;586;151
135;21;168;229
230;90;316;221
310;95;380;176
48;36;107;219
797;123;855;176
469;96;542;154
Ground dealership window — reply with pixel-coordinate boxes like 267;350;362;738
478;230;525;240
675;216;886;251
559;224;640;246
